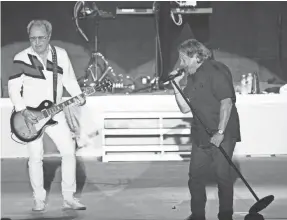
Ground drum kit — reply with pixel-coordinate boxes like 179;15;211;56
72;1;163;94
73;1;151;94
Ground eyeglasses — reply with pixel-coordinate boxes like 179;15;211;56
29;36;48;42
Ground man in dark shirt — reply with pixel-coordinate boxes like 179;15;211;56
171;39;241;220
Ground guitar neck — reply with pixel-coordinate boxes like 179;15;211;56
41;79;111;118
45;93;86;117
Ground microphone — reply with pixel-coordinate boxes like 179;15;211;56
162;68;185;84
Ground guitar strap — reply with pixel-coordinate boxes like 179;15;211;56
50;45;58;104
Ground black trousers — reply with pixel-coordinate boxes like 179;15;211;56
188;136;237;220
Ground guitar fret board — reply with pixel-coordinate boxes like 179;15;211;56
43;97;77;117
41;82;105;118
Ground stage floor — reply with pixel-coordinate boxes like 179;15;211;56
1;157;287;220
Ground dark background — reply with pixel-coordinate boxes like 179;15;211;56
1;1;287;81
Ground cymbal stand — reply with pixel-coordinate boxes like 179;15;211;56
85;18;116;84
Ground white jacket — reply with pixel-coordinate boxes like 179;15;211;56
8;45;82;112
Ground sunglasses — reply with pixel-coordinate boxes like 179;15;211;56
29;36;48;42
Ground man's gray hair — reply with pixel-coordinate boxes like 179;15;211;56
27;20;52;36
178;39;212;63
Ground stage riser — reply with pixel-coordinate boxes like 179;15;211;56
1;94;287;161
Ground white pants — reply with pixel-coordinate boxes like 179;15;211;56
27;112;76;201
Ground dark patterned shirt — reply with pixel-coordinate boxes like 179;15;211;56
183;59;241;145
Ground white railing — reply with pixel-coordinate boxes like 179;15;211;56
1;94;287;161
102;111;193;162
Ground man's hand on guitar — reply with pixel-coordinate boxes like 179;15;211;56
21;109;38;124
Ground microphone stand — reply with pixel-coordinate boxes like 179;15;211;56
153;1;161;91
170;79;274;216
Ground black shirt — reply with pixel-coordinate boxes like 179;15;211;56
183;59;241;145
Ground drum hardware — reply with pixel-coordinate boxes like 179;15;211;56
73;1;117;90
73;2;211;93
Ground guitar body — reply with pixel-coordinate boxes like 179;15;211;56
10;100;58;143
10;79;113;144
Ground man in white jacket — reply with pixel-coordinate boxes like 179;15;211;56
8;20;86;211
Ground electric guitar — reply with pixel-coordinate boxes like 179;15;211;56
10;78;113;143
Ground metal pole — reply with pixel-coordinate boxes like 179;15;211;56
95;19;99;81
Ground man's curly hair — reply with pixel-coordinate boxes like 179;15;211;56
178;39;212;63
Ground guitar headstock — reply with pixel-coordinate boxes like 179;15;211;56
95;78;113;92
82;78;113;96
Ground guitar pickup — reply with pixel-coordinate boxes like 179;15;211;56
41;109;49;118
